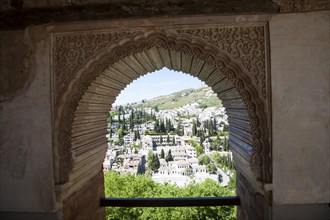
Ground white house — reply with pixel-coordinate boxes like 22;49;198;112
184;145;197;158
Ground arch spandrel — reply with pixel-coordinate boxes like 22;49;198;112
53;28;271;200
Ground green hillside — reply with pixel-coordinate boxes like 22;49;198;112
134;86;222;110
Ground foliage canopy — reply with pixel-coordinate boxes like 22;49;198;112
104;171;236;220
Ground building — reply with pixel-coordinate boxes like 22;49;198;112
0;1;329;220
184;145;197;158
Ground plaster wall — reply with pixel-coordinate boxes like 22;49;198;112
270;11;330;205
0;27;56;212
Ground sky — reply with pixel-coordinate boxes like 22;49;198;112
114;67;203;105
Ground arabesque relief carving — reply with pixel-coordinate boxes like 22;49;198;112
54;26;267;108
53;31;137;107
53;25;271;185
176;26;267;99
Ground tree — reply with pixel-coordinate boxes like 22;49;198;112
165;149;174;162
150;154;160;172
223;135;229;151
206;163;217;174
109;128;112;138
196;116;201;127
134;130;141;141
137;155;146;175
129;110;135;131
192;120;197;136
154;119;160;133
213;117;217;130
208;118;215;136
147;150;153;168
165;118;170;133
199;131;205;146
121;115;126;130
134;147;139;154
160;149;165;159
184;167;193;176
175;121;183;136
154;154;160;170
160;119;165;133
195;145;204;157
134;130;138;141
117;128;124;145
104;171;236;220
198;155;211;165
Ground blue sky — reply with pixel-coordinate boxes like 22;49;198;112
114;67;203;105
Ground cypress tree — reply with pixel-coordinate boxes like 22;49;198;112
166;149;174;162
150;153;160;172
154;119;160;133
160;149;165;159
109;128;112;138
160;119;165;133
192;120;197;136
129;110;134;131
133;130;137;141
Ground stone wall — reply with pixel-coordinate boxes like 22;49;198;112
62;170;105;220
236;171;271;220
0;30;32;102
270;10;329;205
270;10;329;219
0;26;57;212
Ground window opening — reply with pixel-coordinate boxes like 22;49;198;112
103;68;237;219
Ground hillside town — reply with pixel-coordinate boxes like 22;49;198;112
103;87;235;187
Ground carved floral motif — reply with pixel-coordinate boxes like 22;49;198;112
53;31;138;108
176;26;267;99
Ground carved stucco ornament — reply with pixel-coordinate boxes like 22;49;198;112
53;26;271;185
176;26;267;100
273;0;330;12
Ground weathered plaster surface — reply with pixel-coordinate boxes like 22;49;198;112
0;27;56;212
0;0;278;30
270;11;330;205
0;30;33;102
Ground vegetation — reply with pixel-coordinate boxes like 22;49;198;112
135;87;222;110
212;152;235;172
198;155;211;165
104;171;236;220
209;131;229;151
165;149;174;162
149;153;160;172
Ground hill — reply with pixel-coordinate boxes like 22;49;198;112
132;86;222;110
